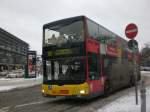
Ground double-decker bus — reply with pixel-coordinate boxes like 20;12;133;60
42;16;140;98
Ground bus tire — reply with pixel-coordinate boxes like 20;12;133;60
104;80;110;97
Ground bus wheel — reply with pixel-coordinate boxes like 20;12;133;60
104;81;110;97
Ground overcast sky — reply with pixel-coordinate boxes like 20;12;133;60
0;0;149;54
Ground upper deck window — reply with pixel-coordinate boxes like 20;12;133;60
87;19;99;39
44;19;84;46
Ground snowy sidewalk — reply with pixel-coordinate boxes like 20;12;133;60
0;75;42;92
97;90;150;112
97;72;150;112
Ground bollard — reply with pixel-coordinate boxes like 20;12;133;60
141;80;146;112
134;65;138;105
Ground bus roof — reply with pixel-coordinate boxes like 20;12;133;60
43;16;85;28
43;15;127;43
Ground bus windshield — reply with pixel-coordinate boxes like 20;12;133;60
45;57;85;83
44;20;84;46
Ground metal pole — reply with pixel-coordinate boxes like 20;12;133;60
141;80;146;112
133;41;138;105
134;64;138;105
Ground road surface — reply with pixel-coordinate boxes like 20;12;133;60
0;72;149;112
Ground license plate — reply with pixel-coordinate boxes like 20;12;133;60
60;90;69;94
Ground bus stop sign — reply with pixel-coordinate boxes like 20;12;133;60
125;23;138;39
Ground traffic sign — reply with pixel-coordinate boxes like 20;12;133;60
125;23;138;39
128;39;138;50
125;23;139;105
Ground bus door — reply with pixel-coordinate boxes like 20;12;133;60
88;52;102;94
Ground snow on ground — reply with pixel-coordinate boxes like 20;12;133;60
97;72;150;112
97;76;150;112
0;75;43;92
141;71;150;74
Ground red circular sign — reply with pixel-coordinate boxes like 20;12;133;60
125;23;138;39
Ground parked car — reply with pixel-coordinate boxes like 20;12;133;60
6;70;24;78
0;71;8;77
140;66;150;71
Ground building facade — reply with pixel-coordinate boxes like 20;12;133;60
0;28;29;71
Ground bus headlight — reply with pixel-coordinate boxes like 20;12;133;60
80;90;85;94
42;89;45;93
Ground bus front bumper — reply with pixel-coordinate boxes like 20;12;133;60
42;82;89;98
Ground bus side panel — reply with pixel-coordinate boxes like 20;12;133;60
86;38;104;95
88;79;104;95
86;38;99;53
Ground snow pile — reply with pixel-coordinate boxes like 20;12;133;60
0;86;15;91
97;87;150;112
0;75;43;92
141;71;150;74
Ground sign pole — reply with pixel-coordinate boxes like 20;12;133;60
125;23;138;105
133;42;138;105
